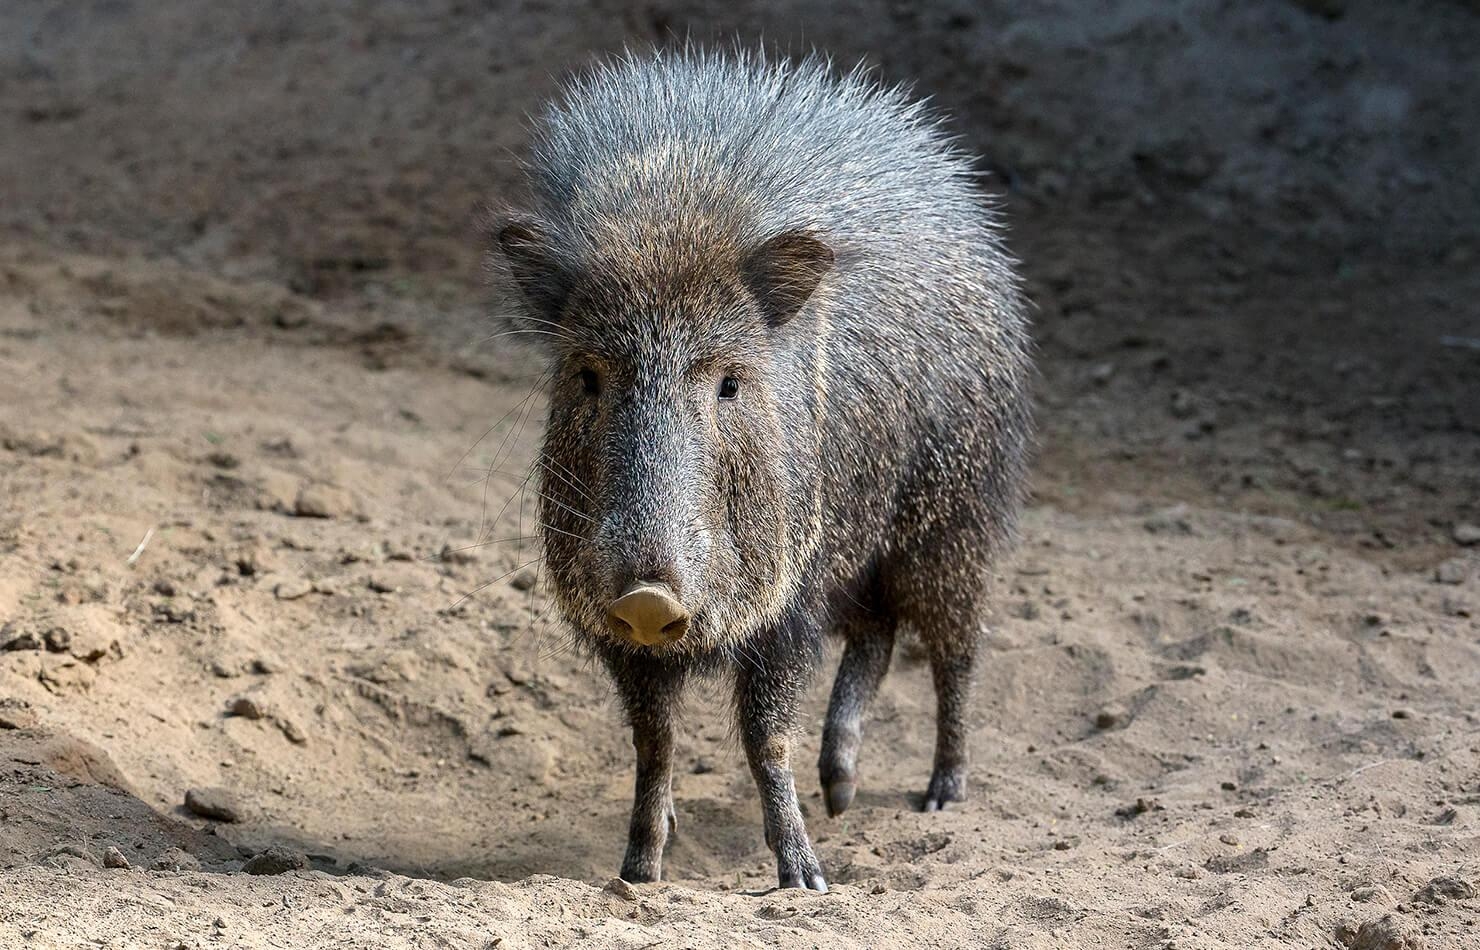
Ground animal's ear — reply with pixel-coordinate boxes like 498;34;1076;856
742;230;834;327
496;218;570;319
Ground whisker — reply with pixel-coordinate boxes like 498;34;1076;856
445;555;546;611
425;535;544;560
444;371;551;484
536;457;594;502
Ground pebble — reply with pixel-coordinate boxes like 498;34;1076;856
227;695;267;720
292;483;354;519
0;698;39;730
603;877;639;901
42;626;71;652
103;846;131;869
0;623;43;652
1335;913;1424;950
150;847;201;872
1094;703;1128;730
1434;557;1471;585
510;569;538;592
1350;884;1394;904
1453;522;1480;546
243;846;308;875
276;717;308;745
367;575;396;594
1413;874;1474;905
274;578;313;600
184;787;243;823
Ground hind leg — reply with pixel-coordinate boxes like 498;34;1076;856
919;613;980;811
818;613;895;817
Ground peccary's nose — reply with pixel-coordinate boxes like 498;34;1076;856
607;582;690;647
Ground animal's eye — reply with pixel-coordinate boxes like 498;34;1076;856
578;368;599;396
717;376;740;400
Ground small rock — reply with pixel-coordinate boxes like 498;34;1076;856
227;696;267;720
274;578;313;600
1093;704;1128;730
1090;361;1116;384
1219;833;1239;846
1391;708;1412;720
692;758;715;775
209;658;241;678
0;698;39;730
1;623;43;652
1350;884;1394;904
603;877;640;901
184;787;243;823
151;847;201;872
1413;875;1474;905
293;484;354;519
1452;523;1480;546
509;569;538;592
243;846;307;875
152;578;178;597
42;626;71;652
103;846;131;869
1335;913;1425;950
1434;557;1471;585
276;717;308;745
1052;839;1073;850
366;575;396;594
1114;797;1162;820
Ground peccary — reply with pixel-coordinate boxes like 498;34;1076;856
492;49;1032;892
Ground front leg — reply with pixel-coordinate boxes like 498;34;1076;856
602;646;686;883
734;611;827;893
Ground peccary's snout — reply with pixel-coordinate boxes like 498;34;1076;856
607;581;690;647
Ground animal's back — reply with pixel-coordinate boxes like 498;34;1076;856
524;50;1006;294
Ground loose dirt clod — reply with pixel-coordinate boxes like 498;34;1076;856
183;788;242;823
242;847;308;875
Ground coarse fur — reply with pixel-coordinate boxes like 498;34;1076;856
490;47;1033;892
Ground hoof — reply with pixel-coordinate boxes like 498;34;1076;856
823;778;856;818
922;767;967;812
777;847;828;893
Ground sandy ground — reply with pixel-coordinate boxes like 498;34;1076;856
2;1;1478;948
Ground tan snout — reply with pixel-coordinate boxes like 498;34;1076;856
607;582;690;647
